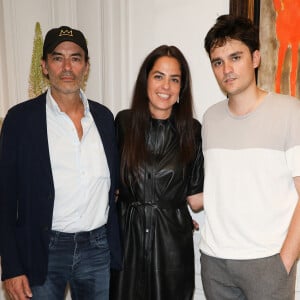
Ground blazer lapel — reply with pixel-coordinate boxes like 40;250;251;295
29;95;54;184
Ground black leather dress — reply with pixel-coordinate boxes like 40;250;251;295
110;110;204;300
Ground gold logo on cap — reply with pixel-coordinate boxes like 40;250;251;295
59;29;73;37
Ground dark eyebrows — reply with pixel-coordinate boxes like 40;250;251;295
50;51;83;57
49;51;62;56
152;70;181;78
171;74;181;78
210;57;221;64
152;70;164;75
230;51;243;58
211;50;244;63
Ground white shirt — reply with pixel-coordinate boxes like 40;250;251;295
46;89;110;233
200;93;300;259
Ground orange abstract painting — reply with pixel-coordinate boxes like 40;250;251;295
273;0;300;97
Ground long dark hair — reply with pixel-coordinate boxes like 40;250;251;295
121;45;196;180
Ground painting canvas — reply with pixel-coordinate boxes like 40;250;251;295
258;0;300;99
230;0;300;99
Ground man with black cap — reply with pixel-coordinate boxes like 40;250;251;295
0;26;122;299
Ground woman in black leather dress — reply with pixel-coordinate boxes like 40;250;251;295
110;45;204;300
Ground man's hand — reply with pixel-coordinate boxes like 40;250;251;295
187;193;203;212
192;219;200;231
4;275;32;300
280;176;300;274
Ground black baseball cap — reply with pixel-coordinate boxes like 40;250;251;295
43;26;88;59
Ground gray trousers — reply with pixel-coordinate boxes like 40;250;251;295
200;252;297;300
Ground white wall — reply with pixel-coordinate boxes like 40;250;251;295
126;0;227;121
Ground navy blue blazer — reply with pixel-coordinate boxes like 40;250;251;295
0;93;122;285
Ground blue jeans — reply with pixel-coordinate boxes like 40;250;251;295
31;226;110;300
